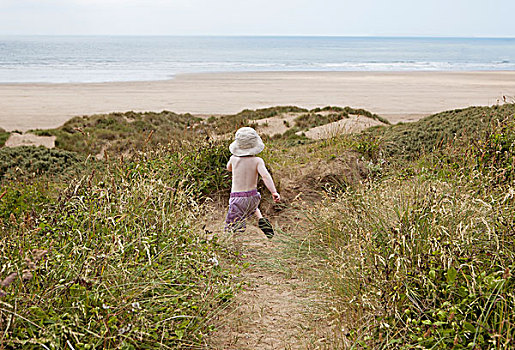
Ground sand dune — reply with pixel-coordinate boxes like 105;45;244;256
5;133;56;148
1;71;514;131
300;115;385;139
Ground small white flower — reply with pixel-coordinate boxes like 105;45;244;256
131;302;141;312
102;303;110;310
118;323;132;335
208;256;219;267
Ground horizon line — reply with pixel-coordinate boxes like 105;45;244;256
1;34;515;39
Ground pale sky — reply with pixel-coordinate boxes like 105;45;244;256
1;0;514;37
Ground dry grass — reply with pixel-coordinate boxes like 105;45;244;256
299;110;515;348
0;140;239;349
2;104;514;349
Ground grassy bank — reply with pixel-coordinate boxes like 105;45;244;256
31;111;202;156
2;103;514;349
302;104;515;348
0;139;237;349
365;104;515;159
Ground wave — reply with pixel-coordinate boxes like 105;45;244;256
2;60;515;83
2;36;515;83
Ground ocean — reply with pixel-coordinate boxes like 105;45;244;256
0;36;514;83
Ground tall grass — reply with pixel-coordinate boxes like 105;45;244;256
0;140;237;349
304;110;515;348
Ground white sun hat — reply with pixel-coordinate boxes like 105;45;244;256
229;127;265;156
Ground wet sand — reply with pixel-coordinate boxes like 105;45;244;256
1;71;514;131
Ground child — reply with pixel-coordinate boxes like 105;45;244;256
225;127;281;238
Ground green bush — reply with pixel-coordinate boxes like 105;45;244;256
367;104;515;159
0;146;83;179
0;127;10;147
32;111;202;156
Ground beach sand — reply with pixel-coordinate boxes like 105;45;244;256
1;71;514;131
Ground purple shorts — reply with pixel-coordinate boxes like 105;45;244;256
225;189;261;233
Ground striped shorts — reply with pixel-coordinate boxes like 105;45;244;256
225;189;261;233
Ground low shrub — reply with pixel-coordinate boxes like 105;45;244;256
0;146;83;179
0;127;10;147
32;111;202;156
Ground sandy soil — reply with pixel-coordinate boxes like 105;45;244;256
254;113;304;136
205;207;334;350
300;115;386;140
2;71;514;131
205;154;368;349
5;133;56;148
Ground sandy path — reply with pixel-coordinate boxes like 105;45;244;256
206;208;331;349
1;71;514;131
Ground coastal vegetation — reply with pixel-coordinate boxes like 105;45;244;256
206;105;309;134
1;103;514;348
31;111;201;156
0;146;83;180
0;127;10;147
300;103;515;348
1;138;236;348
364;103;514;158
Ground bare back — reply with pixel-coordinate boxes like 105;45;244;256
228;155;261;192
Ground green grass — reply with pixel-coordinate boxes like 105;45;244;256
300;105;515;349
31;111;202;156
0;139;239;349
0;127;10;147
365;104;515;159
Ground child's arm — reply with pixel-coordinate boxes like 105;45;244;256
227;157;233;172
257;158;281;202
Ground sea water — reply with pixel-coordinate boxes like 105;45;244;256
0;36;514;83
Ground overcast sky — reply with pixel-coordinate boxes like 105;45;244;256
1;0;514;37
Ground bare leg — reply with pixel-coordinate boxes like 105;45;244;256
254;208;263;219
